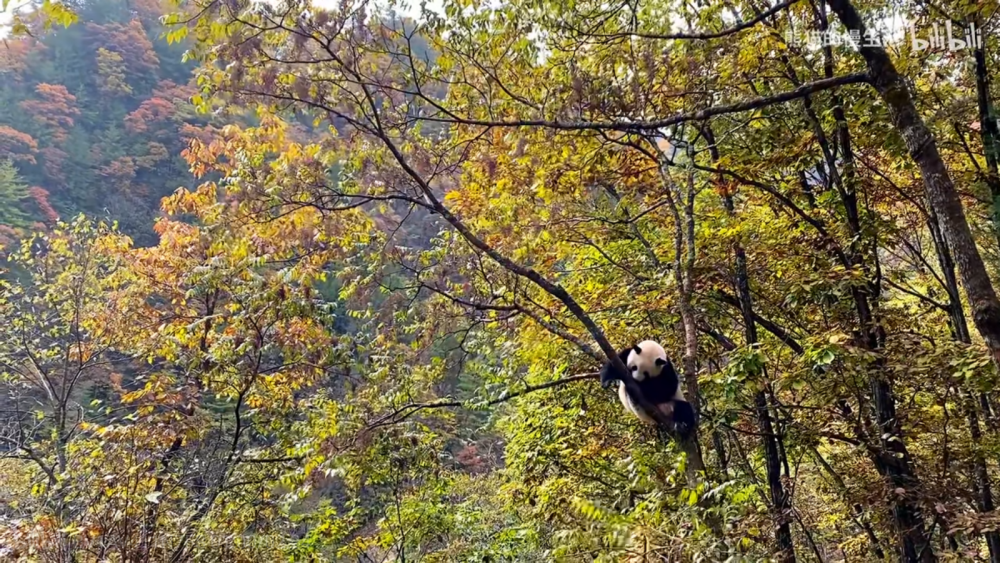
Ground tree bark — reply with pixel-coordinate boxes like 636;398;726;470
668;144;706;485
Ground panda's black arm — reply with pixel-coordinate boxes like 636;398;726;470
599;347;632;388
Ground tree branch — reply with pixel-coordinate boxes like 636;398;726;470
365;372;600;431
420;74;869;132
712;290;805;354
570;0;802;41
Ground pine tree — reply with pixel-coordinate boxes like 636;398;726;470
0;159;33;228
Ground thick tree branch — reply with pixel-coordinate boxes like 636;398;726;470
363;88;675;428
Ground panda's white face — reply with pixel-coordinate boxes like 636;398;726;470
626;340;668;381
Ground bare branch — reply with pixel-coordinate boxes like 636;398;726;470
566;0;802;41
365;372;600;431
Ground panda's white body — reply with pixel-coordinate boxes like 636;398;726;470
616;340;686;425
617;384;657;424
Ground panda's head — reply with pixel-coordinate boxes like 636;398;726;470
626;340;668;381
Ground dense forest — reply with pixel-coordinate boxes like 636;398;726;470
8;0;1000;561
0;0;225;243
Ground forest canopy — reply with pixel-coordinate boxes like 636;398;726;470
4;0;1000;561
0;0;227;244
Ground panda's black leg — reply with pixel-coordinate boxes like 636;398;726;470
671;400;697;439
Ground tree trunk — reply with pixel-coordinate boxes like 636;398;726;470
927;204;1000;562
675;292;707;486
811;446;887;559
674;147;707;486
973;23;1000;252
828;0;1000;368
704;124;796;561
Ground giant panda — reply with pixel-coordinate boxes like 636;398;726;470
599;340;697;438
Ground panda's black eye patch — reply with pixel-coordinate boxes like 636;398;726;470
630;365;638;372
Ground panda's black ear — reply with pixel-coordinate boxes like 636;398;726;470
632;344;642;355
655;358;667;367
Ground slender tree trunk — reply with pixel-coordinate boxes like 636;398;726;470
778;8;934;555
712;428;730;479
674;145;707;485
852;258;931;561
867;369;934;561
811;447;887;559
674;288;706;485
973;23;1000;252
703;125;795;561
927;205;1000;562
967;399;1000;561
971;33;1000;432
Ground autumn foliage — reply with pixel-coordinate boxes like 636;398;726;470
9;0;1000;561
0;0;226;243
